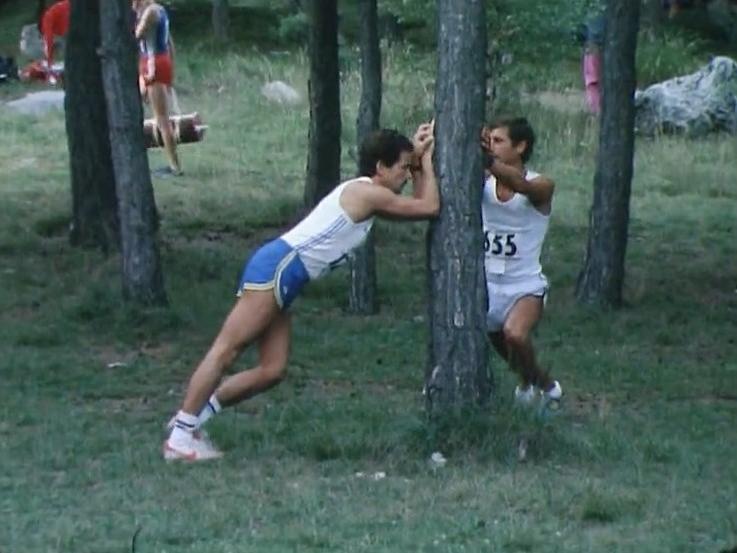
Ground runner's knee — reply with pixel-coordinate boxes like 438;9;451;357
259;361;288;386
503;324;529;348
209;339;244;369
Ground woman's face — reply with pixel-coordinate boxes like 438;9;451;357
377;151;413;192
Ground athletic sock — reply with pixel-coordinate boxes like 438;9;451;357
197;394;222;427
169;410;198;445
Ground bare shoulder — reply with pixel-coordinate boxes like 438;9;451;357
526;172;554;213
529;172;554;187
340;177;384;221
142;4;160;22
341;177;378;199
530;173;555;197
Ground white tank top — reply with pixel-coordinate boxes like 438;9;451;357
481;170;550;282
281;178;375;280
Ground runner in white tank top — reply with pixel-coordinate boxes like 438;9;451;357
482;169;549;282
481;117;562;412
164;123;440;461
281;178;375;280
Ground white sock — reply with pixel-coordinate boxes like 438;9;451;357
197;394;222;427
169;410;198;445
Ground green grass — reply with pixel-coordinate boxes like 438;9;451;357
2;2;737;552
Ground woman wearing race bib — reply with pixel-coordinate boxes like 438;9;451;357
164;123;438;461
481;117;562;411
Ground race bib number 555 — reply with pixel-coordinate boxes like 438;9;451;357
484;231;517;275
484;231;517;257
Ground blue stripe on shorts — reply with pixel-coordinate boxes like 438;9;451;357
237;238;309;309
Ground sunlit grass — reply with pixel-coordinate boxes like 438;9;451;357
1;2;736;552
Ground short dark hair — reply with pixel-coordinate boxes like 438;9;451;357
358;129;414;177
489;117;535;163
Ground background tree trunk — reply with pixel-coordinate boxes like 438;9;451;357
99;0;167;306
641;0;666;29
212;0;229;42
35;0;46;30
576;0;640;307
348;0;381;315
64;0;119;252
426;0;491;417
303;0;341;209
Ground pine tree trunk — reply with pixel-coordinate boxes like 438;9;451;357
212;0;229;42
576;0;640;307
303;0;341;209
64;0;119;252
99;0;167;306
348;0;381;315
641;0;666;29
426;0;491;417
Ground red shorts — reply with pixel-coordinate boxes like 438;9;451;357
139;53;173;86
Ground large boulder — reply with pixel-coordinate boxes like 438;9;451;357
634;56;737;136
261;80;301;106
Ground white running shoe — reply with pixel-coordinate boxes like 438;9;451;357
165;416;214;447
163;433;223;462
514;384;540;407
540;380;563;412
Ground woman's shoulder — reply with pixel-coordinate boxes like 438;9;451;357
142;3;162;20
340;176;373;191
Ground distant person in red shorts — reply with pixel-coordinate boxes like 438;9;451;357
133;0;181;177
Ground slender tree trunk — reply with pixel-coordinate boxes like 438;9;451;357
576;0;640;307
212;0;229;42
99;0;167;305
348;0;382;315
426;0;491;417
303;0;341;209
36;0;47;30
641;0;666;29
64;0;119;252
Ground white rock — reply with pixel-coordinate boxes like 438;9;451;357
19;24;44;59
635;56;737;136
261;80;301;106
430;451;447;467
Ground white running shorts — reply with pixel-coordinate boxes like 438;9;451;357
486;273;549;332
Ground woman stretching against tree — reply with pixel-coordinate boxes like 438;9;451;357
164;123;440;461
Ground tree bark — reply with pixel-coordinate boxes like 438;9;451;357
303;0;341;209
64;0;119;252
641;0;666;29
36;0;46;30
576;0;640;307
426;0;491;417
212;0;229;42
348;0;382;315
99;0;167;306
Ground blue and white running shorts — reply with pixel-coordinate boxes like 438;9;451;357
237;238;309;309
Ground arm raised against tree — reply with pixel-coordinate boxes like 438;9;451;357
489;161;554;207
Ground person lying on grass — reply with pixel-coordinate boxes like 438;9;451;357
164;122;438;461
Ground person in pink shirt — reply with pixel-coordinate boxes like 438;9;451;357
577;14;604;115
583;44;601;115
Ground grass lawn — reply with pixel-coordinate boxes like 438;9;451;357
1;1;736;551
